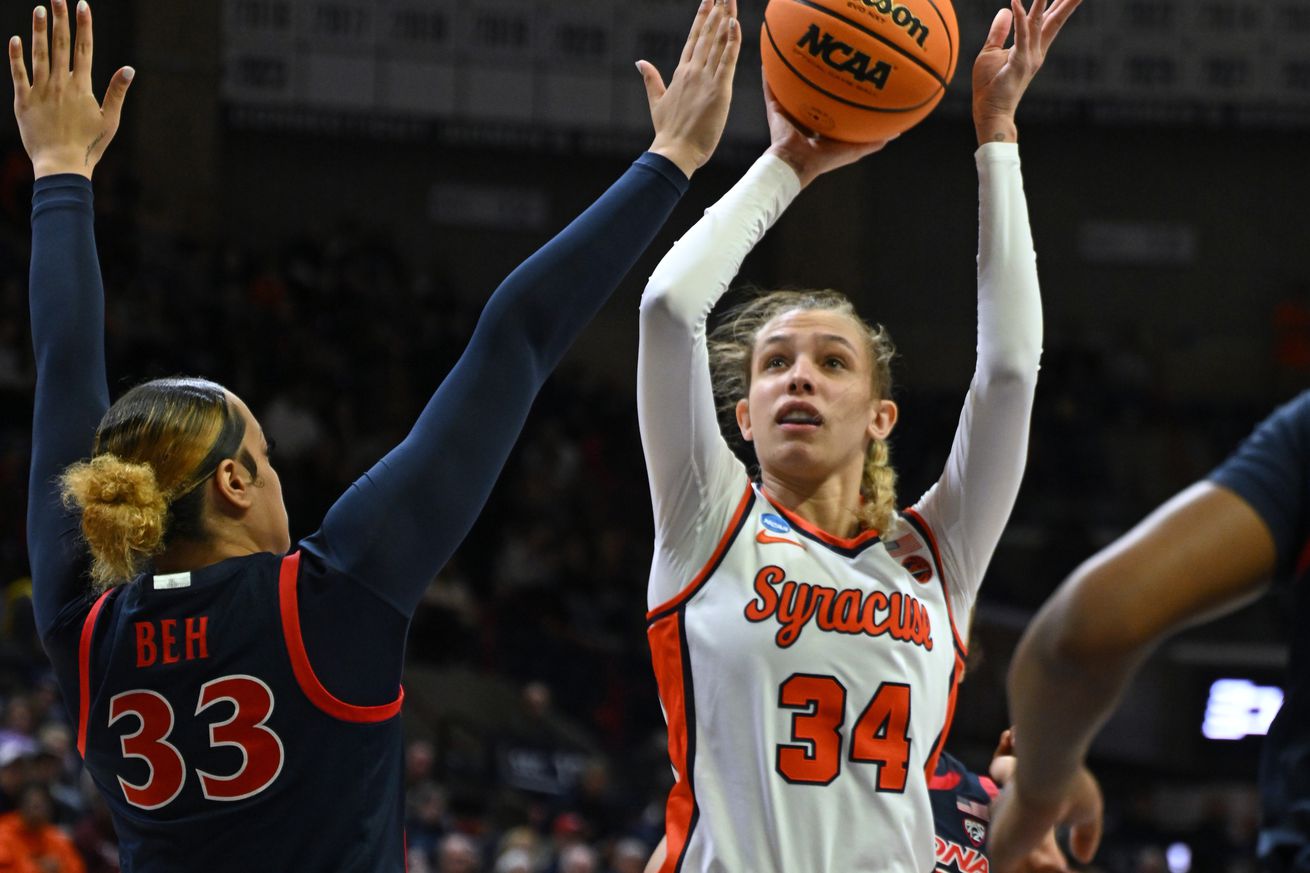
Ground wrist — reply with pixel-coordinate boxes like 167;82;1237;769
974;115;1018;146
765;144;813;188
31;155;94;180
649;140;702;180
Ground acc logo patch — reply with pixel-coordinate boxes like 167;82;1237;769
761;514;792;534
901;554;933;583
964;818;986;846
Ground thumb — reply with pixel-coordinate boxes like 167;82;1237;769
101;65;134;125
1068;815;1102;863
636;60;666;110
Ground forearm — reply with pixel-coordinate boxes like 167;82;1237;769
638;152;799;550
27;174;109;635
913;144;1039;604
1007;590;1144;805
483;153;688;377
310;154;689;615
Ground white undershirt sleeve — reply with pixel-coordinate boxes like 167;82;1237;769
910;142;1042;629
639;154;803;608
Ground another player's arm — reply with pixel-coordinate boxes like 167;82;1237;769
988;484;1276;871
304;0;742;618
14;0;133;638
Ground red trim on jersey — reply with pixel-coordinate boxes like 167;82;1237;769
647;482;754;621
761;489;881;550
928;768;962;791
277;552;404;723
77;587;118;758
1295;537;1310;578
923;651;965;780
648;613;695;873
902;508;968;658
979;775;1000;800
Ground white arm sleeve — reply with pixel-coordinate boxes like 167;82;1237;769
911;142;1042;627
639;154;803;608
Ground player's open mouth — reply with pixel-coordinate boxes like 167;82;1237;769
776;402;823;430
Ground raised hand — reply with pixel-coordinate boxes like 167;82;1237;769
988;763;1103;873
987;730;1087;873
762;79;893;189
972;0;1081;144
10;0;132;178
640;0;741;179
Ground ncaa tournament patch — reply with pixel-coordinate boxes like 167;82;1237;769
761;514;791;534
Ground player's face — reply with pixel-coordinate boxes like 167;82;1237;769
736;309;896;489
227;392;292;555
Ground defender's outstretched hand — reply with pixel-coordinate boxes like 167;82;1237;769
10;0;132;178
988;762;1103;873
762;79;893;189
640;0;741;179
972;0;1081;144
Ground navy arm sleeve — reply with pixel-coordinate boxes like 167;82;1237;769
26;176;110;674
1209;390;1310;576
299;154;688;621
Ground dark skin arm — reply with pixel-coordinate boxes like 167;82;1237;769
989;482;1276;870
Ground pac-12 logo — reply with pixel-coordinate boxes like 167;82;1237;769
795;24;893;89
964;818;986;845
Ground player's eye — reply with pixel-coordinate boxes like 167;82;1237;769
824;356;847;369
764;355;788;370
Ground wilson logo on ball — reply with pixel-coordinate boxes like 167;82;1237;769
857;0;931;48
796;24;892;89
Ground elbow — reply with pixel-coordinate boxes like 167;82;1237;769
974;357;1040;398
639;279;699;333
1030;566;1158;676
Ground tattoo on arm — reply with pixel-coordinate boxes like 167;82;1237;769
84;131;105;166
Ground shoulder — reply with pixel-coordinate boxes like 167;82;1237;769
1208;391;1310;566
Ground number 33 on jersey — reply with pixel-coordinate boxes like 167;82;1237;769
74;552;406;870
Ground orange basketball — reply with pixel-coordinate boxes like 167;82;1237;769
762;0;960;143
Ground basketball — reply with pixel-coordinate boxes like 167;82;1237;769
762;0;960;143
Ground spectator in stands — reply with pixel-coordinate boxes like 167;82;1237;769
0;784;84;873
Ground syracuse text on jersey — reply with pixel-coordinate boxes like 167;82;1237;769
743;563;935;649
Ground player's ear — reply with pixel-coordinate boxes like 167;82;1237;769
867;398;897;441
736;398;754;442
213;458;255;511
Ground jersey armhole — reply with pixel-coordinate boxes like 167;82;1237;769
646;481;755;623
902;508;968;658
77;586;119;758
277;551;404;723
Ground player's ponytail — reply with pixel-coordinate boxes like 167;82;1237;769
60;378;248;590
857;437;897;536
708;289;898;533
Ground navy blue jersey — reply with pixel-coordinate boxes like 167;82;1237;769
79;552;404;872
929;751;998;873
1210;390;1310;873
27;157;689;872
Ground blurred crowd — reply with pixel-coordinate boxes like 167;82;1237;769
0;143;1297;871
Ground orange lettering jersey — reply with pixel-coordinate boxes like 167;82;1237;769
638;146;1041;872
647;482;965;873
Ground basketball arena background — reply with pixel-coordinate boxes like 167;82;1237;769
0;1;1308;870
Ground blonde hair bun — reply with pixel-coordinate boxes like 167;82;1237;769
61;454;168;588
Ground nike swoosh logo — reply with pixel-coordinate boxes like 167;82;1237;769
756;531;805;549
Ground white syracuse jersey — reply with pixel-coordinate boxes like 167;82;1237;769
648;481;968;873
